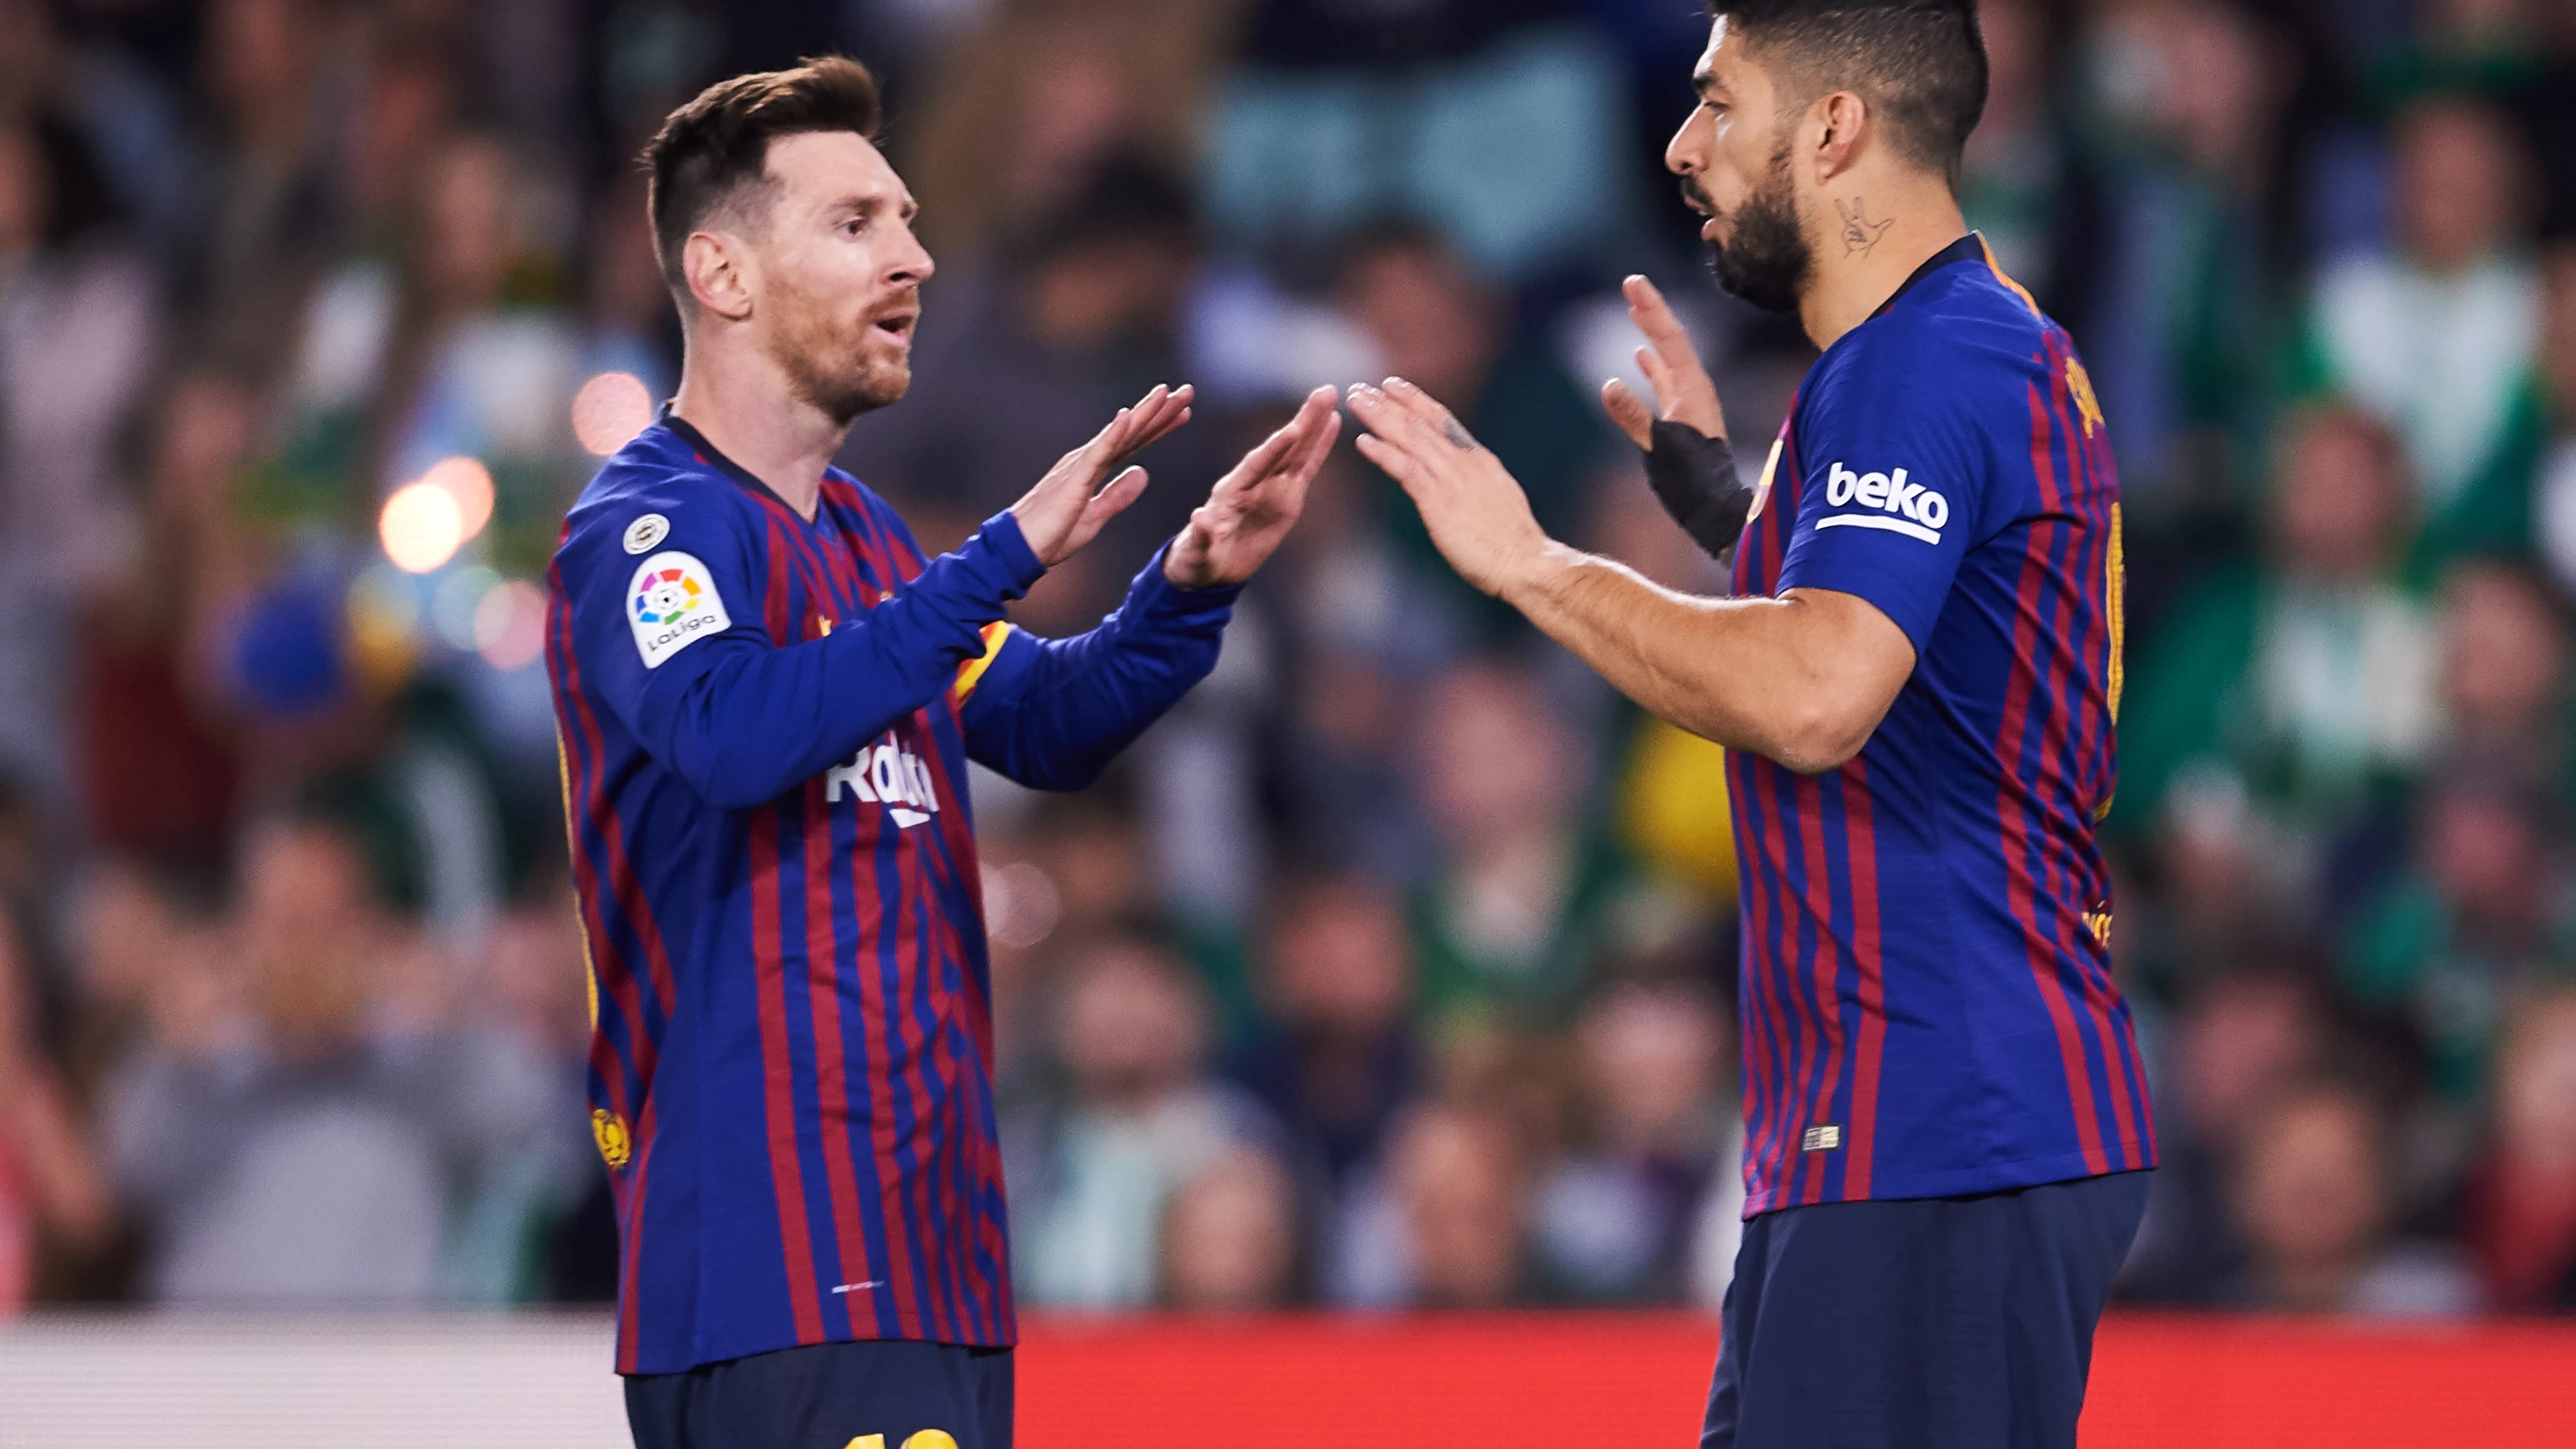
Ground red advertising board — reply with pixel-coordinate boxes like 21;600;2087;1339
1017;1312;2576;1446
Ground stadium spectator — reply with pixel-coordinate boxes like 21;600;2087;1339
2466;990;2576;1311
1410;659;1627;1027
72;372;258;874
0;898;113;1311
2293;94;2544;573
2117;405;2439;860
0;118;158;821
1337;225;1611;637
1160;1144;1300;1310
900;0;1245;262
2343;762;2576;1101
2063;0;2280;510
2435;562;2571;795
2227;1077;2482;1314
1224;873;1426;1292
187;0;337;381
1264;433;1455;880
434;882;598;1304
1008;933;1273;1309
1212;0;1638;278
2120;967;2333;1303
1381;1099;1534;1309
102;809;551;1305
1955;0;2090;325
1530;980;1738;1305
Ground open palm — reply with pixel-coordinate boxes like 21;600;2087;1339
1164;386;1341;590
1011;384;1196;567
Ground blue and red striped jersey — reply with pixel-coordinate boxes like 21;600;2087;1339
1726;234;2154;1217
548;415;1240;1372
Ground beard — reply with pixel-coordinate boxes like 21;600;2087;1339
763;277;915;427
1698;144;1810;316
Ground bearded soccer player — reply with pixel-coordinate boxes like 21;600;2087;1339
547;59;1338;1449
1349;4;2152;1446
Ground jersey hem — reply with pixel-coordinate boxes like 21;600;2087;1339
621;1323;1023;1377
1742;1140;2157;1219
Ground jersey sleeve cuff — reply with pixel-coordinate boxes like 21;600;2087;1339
971;510;1046;593
1130;542;1246;618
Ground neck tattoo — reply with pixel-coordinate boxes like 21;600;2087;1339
1836;196;1895;256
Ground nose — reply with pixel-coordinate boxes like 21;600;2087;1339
889;217;934;288
1666;109;1701;178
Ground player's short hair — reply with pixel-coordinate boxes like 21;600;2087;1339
1712;0;1989;184
640;55;883;303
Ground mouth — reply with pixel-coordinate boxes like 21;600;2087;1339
871;310;918;344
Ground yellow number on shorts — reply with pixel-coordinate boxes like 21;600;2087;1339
847;1430;956;1449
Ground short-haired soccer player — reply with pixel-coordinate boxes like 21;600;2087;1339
546;58;1338;1449
1348;4;2154;1446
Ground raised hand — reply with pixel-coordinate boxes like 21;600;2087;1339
1600;275;1753;560
1347;377;1549;599
1600;275;1728;448
1010;384;1195;567
1164;386;1341;590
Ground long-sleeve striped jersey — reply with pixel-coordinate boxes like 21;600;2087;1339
547;414;1241;1373
1727;234;2156;1217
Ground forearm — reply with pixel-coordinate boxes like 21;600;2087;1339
639;515;1041;807
967;548;1239;790
1502;544;1880;774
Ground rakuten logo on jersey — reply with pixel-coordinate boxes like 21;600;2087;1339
826;735;942;829
1818;461;1949;544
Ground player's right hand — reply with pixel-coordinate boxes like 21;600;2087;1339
1010;383;1195;567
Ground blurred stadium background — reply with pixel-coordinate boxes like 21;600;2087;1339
0;0;2573;1443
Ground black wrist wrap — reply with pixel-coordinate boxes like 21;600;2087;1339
1644;418;1754;558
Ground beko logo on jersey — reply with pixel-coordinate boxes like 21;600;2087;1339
826;735;942;829
1818;460;1949;544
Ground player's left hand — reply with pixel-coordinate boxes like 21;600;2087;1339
1163;384;1341;589
1347;377;1550;599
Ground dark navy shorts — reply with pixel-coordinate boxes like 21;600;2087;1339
1703;1170;2150;1449
626;1339;1013;1449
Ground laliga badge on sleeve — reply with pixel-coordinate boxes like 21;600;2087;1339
623;513;672;554
628;551;732;668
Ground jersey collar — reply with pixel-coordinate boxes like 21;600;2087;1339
1870;231;1986;319
656;406;820;520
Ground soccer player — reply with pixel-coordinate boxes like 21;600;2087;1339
1347;4;2153;1446
546;59;1339;1449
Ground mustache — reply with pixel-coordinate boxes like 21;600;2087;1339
1678;175;1715;215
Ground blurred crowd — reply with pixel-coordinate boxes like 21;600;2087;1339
3;0;2576;1325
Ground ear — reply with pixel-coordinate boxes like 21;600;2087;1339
683;231;754;322
1810;90;1871;183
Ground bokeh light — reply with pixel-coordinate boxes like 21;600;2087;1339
981;861;1061;951
573;371;655;456
423;455;495;540
431;565;500;650
472;578;548;671
380;482;464;573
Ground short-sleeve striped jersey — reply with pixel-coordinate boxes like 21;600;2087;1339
1727;234;2155;1217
